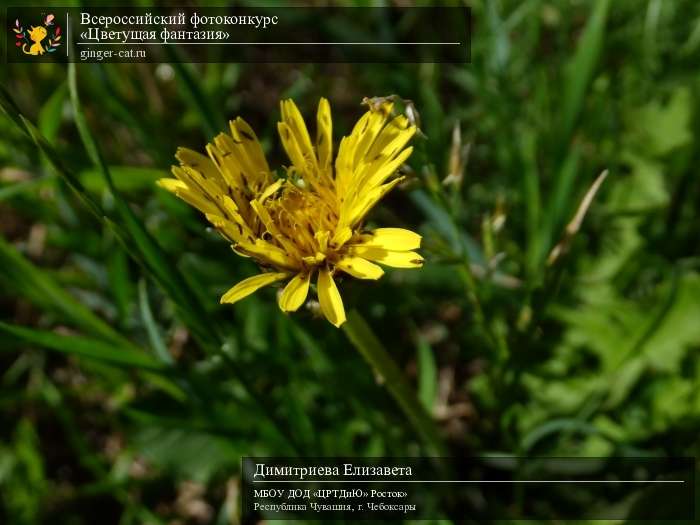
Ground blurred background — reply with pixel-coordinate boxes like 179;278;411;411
1;0;699;523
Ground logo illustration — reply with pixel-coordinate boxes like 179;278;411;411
12;14;61;56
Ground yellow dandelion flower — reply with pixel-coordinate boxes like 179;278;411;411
158;98;423;327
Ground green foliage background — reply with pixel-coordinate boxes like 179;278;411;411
1;0;699;523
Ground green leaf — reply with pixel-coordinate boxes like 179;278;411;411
641;273;700;373
521;418;605;452
624;87;693;157
550;271;700;415
132;426;241;484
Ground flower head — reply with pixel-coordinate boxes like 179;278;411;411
158;98;423;327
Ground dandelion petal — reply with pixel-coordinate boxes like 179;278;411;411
356;228;422;251
220;272;288;305
278;272;311;312
316;97;333;170
350;247;424;268
336;256;384;280
318;269;346;327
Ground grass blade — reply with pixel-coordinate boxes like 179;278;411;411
538;147;581;267
559;0;611;146
0;321;164;371
416;335;438;413
0;84;105;222
38;82;67;143
520;129;541;278
168;58;225;139
0;235;132;348
138;279;174;365
68;62;221;347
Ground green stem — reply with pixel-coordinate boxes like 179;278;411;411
342;309;447;456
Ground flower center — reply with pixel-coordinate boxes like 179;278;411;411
262;183;344;269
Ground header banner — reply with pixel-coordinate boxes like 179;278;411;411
5;6;471;63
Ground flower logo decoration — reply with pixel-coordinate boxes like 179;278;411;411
12;14;62;56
